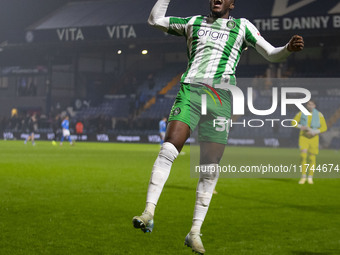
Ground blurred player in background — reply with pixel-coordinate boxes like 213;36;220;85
51;114;61;145
60;116;73;146
76;120;84;141
292;100;327;184
24;113;37;146
159;117;167;145
133;0;304;253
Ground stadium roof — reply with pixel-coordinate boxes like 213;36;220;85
28;0;153;30
25;0;340;43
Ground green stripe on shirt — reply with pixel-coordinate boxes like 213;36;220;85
245;26;257;47
168;17;191;36
181;16;204;83
214;19;241;84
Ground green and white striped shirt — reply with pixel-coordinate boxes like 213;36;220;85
148;0;291;86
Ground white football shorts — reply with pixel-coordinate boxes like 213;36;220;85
63;128;70;137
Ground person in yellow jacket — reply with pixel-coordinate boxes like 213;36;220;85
292;100;327;184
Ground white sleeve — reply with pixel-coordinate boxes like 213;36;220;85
148;0;171;32
255;38;291;63
244;19;291;63
148;0;190;36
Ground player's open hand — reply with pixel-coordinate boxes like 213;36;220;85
287;35;304;52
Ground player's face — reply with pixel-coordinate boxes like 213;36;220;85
306;101;316;112
210;0;234;18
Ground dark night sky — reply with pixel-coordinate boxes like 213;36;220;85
0;0;92;42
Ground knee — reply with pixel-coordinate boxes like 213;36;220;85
155;142;179;168
309;154;316;162
300;152;307;160
163;137;184;153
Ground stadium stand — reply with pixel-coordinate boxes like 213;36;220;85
76;96;133;119
1;0;340;148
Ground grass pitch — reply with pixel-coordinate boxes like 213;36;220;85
0;141;339;255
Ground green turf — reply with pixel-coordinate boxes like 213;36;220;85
0;141;339;255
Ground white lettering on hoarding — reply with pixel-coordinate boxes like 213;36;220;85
3;132;14;140
283;16;329;30
254;16;332;31
117;136;140;142
148;135;161;143
57;28;84;41
253;19;280;31
106;25;137;39
97;134;109;142
47;133;55;140
334;15;340;28
228;139;255;145
20;133;40;139
264;138;280;147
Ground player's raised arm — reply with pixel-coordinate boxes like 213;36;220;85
148;0;171;32
254;37;291;63
148;0;190;36
244;20;304;63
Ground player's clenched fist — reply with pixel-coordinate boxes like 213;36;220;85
287;35;304;52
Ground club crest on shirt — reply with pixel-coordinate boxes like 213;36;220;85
227;20;236;29
173;107;181;116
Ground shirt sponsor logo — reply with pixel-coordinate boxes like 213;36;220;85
197;28;229;41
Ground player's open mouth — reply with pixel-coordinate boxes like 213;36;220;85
213;0;223;8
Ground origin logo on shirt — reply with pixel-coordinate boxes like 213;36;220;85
197;28;229;41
